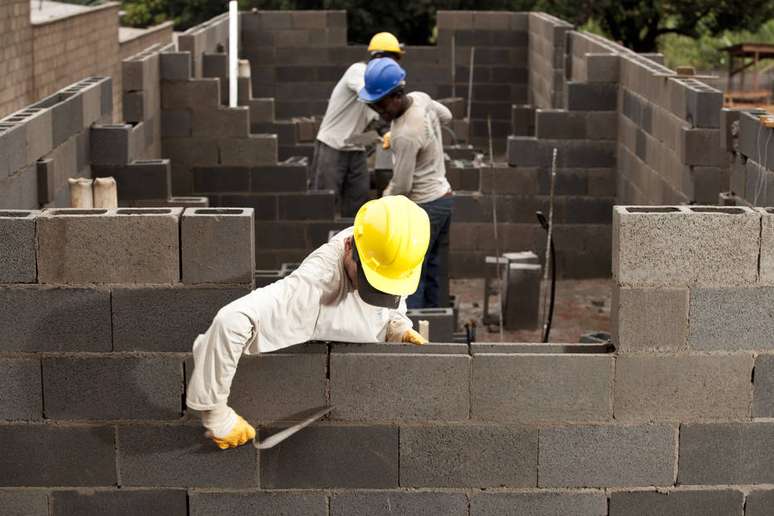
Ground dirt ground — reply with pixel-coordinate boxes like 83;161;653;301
450;278;612;343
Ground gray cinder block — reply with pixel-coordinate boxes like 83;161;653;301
0;491;49;516
21;108;54;163
162;79;220;110
0;122;27;177
118;425;257;487
609;489;743;516
90;124;134;165
37;208;181;284
181;208;255;284
566;82;618;111
329;353;470;422
213;353;327;422
250;164;307;192
162;110;192;138
503;263;541;330
0;210;38;283
471;354;611;423
678;422;774;485
684;80;723;129
0;358;42;420
0;286;111;352
218;134;278;166
614;354;753;420
679;126;725;166
123;90;145;123
260;425;398;489
470;491;607;516
192;166;250;193
612;206;760;287
332;492;468;516
51;92;84;147
535;109;587;139
400;424;537;487
94;159;171;201
36;158;55;205
585;53;620;83
406;307;455;342
688;287;774;351
538;424;676;487
189;492;326;516
753;354;774;417
192;107;250;138
746;490;774;516
42;356;183;420
160;52;193;81
511;105;534;136
278;191;336;220
112;286;250;351
0;425;116;486
612;287;688;352
720;108;740;152
757;209;774;284
52;490;188;516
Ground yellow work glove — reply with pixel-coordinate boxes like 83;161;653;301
402;328;427;346
382;131;391;150
208;415;256;450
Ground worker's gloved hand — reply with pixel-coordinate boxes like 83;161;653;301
201;405;256;450
401;328;427;346
382;131;391;150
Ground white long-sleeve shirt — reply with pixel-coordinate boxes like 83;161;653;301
316;62;378;151
384;92;452;204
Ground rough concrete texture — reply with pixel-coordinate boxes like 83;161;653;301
0;286;112;352
400;424;538;487
331;492;468;516
112;286;250;351
118;425;257;487
42;356;183;420
608;489;744;516
746;490;774;516
471;354;611;422
189;491;327;516
0;209;37;283
0;490;49;516
181;208;255;284
753;354;774;417
0;425;116;486
614;354;753;420
259;425;398;489
758;209;774;283
679;422;774;485
539;424;676;487
688;288;774;351
0;358;42;420
37;208;181;284
612;286;688;352
52;489;188;516
221;353;328;422
612;206;760;287
329;353;470;421
469;491;607;516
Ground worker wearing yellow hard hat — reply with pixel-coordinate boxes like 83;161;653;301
186;195;430;449
310;32;405;218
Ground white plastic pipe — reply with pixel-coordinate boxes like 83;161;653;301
93;177;118;209
418;320;430;341
229;1;238;108
68;178;94;208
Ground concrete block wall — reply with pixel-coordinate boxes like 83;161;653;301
178;13;231;79
0;0;34;118
527;12;572;110
0;76;113;209
726;110;774;207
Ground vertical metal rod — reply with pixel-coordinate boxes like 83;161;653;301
541;148;558;340
466;47;475;121
488;115;503;342
228;1;238;108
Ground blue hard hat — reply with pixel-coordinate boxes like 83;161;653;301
358;58;406;103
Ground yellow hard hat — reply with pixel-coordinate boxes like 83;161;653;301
353;195;430;299
368;32;405;55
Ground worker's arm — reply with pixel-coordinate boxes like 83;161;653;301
385;299;427;345
431;99;453;125
383;135;419;196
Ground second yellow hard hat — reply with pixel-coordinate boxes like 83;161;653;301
368;32;405;55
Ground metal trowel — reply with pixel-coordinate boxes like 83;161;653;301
252;406;333;449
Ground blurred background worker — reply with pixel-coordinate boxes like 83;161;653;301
359;58;454;309
186;195;430;450
311;32;404;217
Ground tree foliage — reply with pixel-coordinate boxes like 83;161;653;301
120;0;774;54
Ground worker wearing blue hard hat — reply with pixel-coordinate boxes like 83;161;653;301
358;58;455;309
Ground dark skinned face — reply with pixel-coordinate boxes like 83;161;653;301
368;93;403;122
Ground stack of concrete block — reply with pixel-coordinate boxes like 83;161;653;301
407;307;455;342
527;13;572;110
726;110;774;206
0;77;112;209
178;13;230;79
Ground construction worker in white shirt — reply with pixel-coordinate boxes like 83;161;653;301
311;32;404;217
186;195;430;449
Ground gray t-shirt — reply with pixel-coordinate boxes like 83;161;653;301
385;92;452;204
316;62;377;151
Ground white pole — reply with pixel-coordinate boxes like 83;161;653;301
229;1;238;108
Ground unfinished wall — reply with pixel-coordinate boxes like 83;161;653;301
31;3;122;122
0;0;34;118
726;110;774;207
119;21;174;62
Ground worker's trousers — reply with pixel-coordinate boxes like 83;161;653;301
310;140;369;218
407;194;453;309
185;291;264;411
